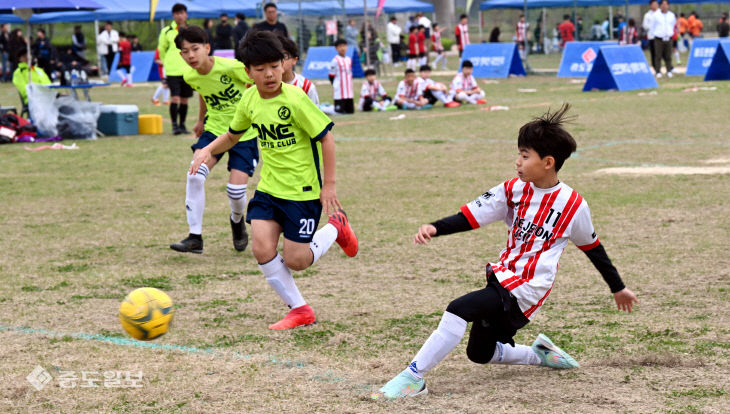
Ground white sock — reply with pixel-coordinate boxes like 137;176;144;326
185;163;208;235
226;183;247;223
163;87;170;102
489;342;541;365
309;223;338;265
260;253;306;309
127;66;135;85
153;85;163;100
466;94;478;105
117;69;126;83
409;311;467;379
431;89;451;104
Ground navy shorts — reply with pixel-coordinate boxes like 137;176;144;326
191;131;258;175
246;191;322;243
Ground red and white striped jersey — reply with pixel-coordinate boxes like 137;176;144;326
516;21;528;42
455;24;470;50
396;79;422;100
360;80;387;99
450;72;478;93
328;55;353;100
432;31;443;52
460;178;599;320
289;71;319;105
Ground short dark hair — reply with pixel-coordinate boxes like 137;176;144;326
278;33;299;58
390;16;397;22
175;25;209;49
238;30;284;68
419;64;431;72
334;38;348;47
517;103;577;172
119;31;126;37
74;25;82;30
462;60;473;68
172;3;187;13
16;48;27;60
433;22;439;28
263;2;277;10
105;21;112;26
404;68;415;75
236;13;246;20
364;68;376;76
37;28;45;35
409;26;417;32
563;14;570;20
460;14;468;20
648;0;657;4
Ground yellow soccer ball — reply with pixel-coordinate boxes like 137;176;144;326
119;287;174;341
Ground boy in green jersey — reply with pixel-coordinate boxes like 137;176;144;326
190;31;358;330
169;26;257;254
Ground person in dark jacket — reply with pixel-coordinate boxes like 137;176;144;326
233;13;249;47
215;13;233;50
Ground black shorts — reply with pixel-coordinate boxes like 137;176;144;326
246;191;322;243
445;267;530;364
166;75;193;98
334;98;354;114
423;89;438;105
118;64;131;72
407;53;417;59
418;52;426;58
191;131;259;175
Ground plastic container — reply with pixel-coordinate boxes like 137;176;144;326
138;114;163;135
97;104;138;136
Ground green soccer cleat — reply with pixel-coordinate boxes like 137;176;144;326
531;333;580;369
371;367;427;400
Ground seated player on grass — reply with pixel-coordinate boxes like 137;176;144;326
359;68;393;111
394;68;429;110
450;60;486;105
417;64;459;108
372;104;638;400
169;26;257;254
190;31;359;330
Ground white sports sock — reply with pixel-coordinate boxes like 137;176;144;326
489;342;541;365
185;163;208;235
116;69;126;83
226;183;247;223
409;311;467;379
431;89;451;104
127;66;135;85
163;87;171;102
466;94;479;105
153;85;164;100
309;223;338;265
260;253;306;309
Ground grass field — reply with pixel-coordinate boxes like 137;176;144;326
1;66;729;413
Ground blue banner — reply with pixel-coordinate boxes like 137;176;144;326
459;43;525;78
704;41;730;81
557;41;615;77
302;46;364;80
109;51;161;83
583;45;657;92
686;38;722;76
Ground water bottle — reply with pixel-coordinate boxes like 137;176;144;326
79;69;88;84
64;70;71;85
71;69;79;86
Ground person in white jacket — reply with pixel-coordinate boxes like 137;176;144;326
387;16;403;66
642;0;659;70
96;21;119;77
650;0;677;77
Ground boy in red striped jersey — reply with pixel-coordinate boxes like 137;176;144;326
372;104;638;400
328;39;354;114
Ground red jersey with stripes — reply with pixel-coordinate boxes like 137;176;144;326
396;79;423;100
450;72;478;93
328;55;353;99
455;24;470;51
432;32;443;52
290;71;319;105
460;178;599;320
360;80;387;99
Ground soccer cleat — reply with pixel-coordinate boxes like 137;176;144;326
230;217;249;252
666;71;673;78
476;99;488;105
371;368;427;400
164;101;171;105
268;304;316;330
531;333;579;369
384;105;398;111
170;234;203;254
152;98;161;106
656;73;663;79
172;123;182;135
121;78;127;87
179;125;191;135
328;209;358;257
444;101;461;108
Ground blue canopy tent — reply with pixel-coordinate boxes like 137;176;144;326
480;0;728;8
277;0;434;16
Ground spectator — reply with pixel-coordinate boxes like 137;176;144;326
13;49;51;106
253;3;288;37
71;25;86;59
157;2;191;135
576;16;584;40
233;13;249;47
8;28;26;72
431;23;447;69
298;19;311;54
643;0;659;64
677;12;689;51
346;19;359;50
489;27;500;43
651;0;676;78
455;14;470;57
117;32;133;87
203;19;215;54
215;13;233;50
613;11;624;39
688;11;703;38
558;14;575;48
591;20;602;41
515;14;529;60
601;17;610;40
360;23;380;71
0;24;9;81
534;18;543;53
417;12;432;41
315;18;327;46
387;16;402;66
97;21;119;77
130;34;143;51
32;28;55;75
718;13;730;38
620;18;638;45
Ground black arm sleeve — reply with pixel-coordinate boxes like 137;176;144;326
582;243;625;293
431;212;473;236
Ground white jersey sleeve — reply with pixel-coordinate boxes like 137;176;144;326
568;201;600;250
396;80;407;98
460;183;510;229
307;82;319;106
328;57;337;77
377;82;387;97
360;81;371;97
451;74;464;93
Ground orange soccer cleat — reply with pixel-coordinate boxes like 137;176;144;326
268;304;316;330
444;101;461;108
328;209;358;257
152;98;161;106
476;99;488;105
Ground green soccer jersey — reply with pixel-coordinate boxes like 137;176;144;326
157;21;187;76
229;82;334;201
183;57;253;136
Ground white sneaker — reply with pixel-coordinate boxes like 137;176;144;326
666;71;673;78
656;73;663;79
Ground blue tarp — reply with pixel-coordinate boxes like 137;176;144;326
278;0;434;16
480;0;727;9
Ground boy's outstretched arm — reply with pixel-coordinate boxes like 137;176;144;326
582;244;638;312
414;211;473;244
190;130;242;174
